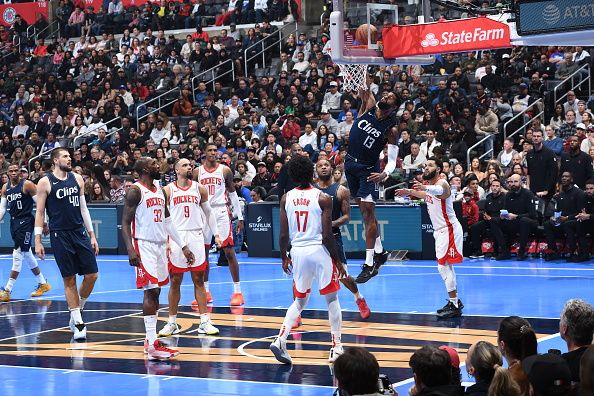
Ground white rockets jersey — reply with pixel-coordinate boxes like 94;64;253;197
285;187;323;247
198;164;228;207
424;182;460;231
168;181;204;231
132;181;167;243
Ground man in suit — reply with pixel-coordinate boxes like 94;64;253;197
275;52;294;75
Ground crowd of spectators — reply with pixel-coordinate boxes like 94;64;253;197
0;0;593;259
334;299;594;396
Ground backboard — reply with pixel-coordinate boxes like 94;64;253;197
329;0;436;65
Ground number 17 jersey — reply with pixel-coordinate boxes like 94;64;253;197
285;187;322;247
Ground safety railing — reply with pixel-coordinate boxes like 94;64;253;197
466;134;495;169
243;22;297;74
135;86;182;131
191;58;236;93
28;20;61;41
72;115;121;149
553;64;591;106
27;146;60;172
503;98;544;142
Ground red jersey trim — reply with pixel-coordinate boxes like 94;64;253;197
201;163;219;174
174;181;193;191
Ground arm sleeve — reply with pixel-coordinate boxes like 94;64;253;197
228;191;244;221
0;197;6;221
425;185;445;196
200;200;220;238
79;195;95;235
383;144;399;176
164;216;185;248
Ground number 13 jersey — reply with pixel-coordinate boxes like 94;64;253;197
285;187;322;247
132;181;167;243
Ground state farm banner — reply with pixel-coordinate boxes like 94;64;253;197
0;2;49;26
382;17;511;58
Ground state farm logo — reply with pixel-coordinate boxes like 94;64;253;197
2;7;16;24
421;27;506;47
421;33;439;48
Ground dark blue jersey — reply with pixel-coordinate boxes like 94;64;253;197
46;172;84;231
5;179;34;220
346;107;397;165
315;182;342;234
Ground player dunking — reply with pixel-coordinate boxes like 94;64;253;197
34;148;99;340
270;155;346;364
396;158;463;318
195;143;245;307
315;159;370;320
158;158;221;337
345;86;399;284
122;158;195;360
0;164;51;301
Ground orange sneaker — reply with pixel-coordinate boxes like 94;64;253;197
191;291;213;306
356;297;371;320
229;292;244;306
292;315;302;329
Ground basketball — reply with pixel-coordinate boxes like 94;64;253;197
354;24;377;45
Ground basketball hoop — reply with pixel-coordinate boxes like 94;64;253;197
337;63;369;92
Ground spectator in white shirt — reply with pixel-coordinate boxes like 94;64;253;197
337;111;355;141
150;119;169;144
402;143;426;171
419;129;441;159
322;81;341;111
298;123;318;151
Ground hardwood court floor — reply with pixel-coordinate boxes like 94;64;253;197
0;253;592;395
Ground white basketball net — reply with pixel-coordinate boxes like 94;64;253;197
337;63;369;92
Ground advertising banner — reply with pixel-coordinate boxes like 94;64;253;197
0;205;119;250
517;0;594;35
272;205;423;253
382;17;511;58
0;2;49;26
245;203;274;257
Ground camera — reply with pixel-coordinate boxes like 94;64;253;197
377;374;396;395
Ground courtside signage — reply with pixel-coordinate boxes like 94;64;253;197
382;17;511;58
516;0;594;35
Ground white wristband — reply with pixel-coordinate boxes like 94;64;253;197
34;227;43;236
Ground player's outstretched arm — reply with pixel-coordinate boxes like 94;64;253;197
121;185;141;267
278;193;292;274
320;193;346;277
34;177;50;260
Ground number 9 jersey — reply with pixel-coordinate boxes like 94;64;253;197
285;187;323;247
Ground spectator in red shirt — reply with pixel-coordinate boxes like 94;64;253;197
462;190;479;226
281;114;301;141
191;27;209;43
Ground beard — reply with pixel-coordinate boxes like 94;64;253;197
422;169;437;180
150;169;161;179
377;101;391;111
509;184;521;192
59;163;72;172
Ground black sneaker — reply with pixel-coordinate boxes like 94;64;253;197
373;250;389;267
437;301;462;318
437;299;464;314
355;264;379;284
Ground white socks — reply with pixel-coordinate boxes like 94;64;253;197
204;281;210;292
365;249;374;266
168;315;177;324
200;313;210;324
325;292;342;346
144;315;158;344
449;297;459;308
353;291;363;301
233;282;241;294
4;278;15;292
35;273;46;285
79;297;87;311
374;236;383;253
70;307;83;325
279;295;309;342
